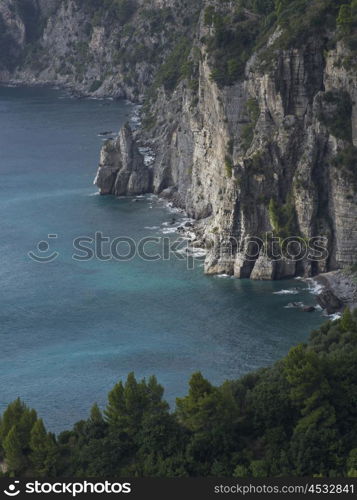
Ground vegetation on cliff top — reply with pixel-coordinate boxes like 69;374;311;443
1;309;356;478
203;0;357;87
2;0;357;94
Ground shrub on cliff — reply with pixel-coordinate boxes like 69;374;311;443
155;38;191;92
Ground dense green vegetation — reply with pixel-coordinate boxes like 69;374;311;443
203;0;357;86
241;99;260;152
204;3;271;86
148;5;201;94
336;0;357;51
225;155;234;178
1;310;356;478
154;39;192;92
268;198;298;239
318;87;357;191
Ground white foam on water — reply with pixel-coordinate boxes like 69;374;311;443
306;278;324;295
189;248;207;257
175;247;189;255
162;227;178;234
176;246;207;258
184;231;197;240
147;194;158;200
274;289;299;295
328;312;342;321
165;202;186;215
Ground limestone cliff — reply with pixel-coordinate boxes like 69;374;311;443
137;2;357;280
1;0;356;280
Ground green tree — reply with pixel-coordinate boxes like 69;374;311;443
105;373;168;435
3;426;27;475
29;420;58;476
176;374;239;475
0;399;31;444
340;307;355;332
337;4;353;33
90;404;104;425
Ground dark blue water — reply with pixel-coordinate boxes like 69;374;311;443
0;86;324;432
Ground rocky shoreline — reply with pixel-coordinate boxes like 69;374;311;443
93;119;357;317
314;270;357;314
4;78;353;318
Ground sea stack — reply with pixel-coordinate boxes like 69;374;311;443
94;123;151;196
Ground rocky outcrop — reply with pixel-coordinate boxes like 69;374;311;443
317;290;343;315
94;123;151;196
316;270;357;313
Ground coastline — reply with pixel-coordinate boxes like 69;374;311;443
0;78;125;101
4;81;355;317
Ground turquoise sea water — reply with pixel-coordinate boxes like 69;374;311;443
0;86;325;432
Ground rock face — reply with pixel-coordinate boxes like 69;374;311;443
2;0;356;280
137;7;357;281
317;290;343;315
315;270;357;312
94;124;151;196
